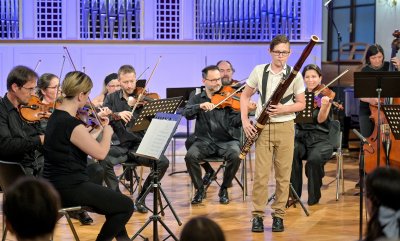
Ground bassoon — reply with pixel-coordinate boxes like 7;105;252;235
239;35;320;159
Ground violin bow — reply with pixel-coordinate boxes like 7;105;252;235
314;69;349;96
34;59;42;71
208;84;246;111
52;55;66;110
130;56;162;116
63;46;104;129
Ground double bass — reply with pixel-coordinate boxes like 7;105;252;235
364;30;400;172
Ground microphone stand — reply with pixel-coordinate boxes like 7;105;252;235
352;129;366;241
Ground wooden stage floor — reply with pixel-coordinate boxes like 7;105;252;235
2;150;364;241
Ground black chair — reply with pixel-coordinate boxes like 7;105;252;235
0;160;81;241
118;162;142;195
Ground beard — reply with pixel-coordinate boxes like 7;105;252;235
221;77;231;86
207;84;222;94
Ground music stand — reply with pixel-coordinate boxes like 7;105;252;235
295;92;314;123
131;97;183;132
131;113;182;241
354;71;400;241
382;105;400;140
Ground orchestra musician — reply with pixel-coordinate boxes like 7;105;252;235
102;64;169;213
290;64;334;206
92;73;120;107
0;65;44;176
37;72;104;225
359;44;400;138
42;71;134;241
183;65;242;205
240;35;306;233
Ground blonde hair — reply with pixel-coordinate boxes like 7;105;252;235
62;71;93;99
117;65;136;79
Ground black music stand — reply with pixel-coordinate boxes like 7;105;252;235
382;105;400;140
295;92;314;123
131;113;182;241
354;71;400;241
131;97;183;132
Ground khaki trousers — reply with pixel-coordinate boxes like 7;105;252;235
252;120;295;219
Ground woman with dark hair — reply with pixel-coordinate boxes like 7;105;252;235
359;44;400;137
180;216;226;241
290;64;334;206
365;167;400;241
36;73;60;104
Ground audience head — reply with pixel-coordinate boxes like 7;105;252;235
6;65;39;105
180;216;225;241
365;44;385;69
117;65;136;96
3;177;61;241
216;60;235;86
36;73;60;103
201;65;222;94
365;167;400;241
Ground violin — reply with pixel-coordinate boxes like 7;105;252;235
210;85;242;111
19;95;60;123
76;105;112;128
312;84;344;110
132;87;160;105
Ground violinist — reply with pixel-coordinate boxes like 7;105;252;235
102;64;169;214
92;73;120;107
290;64;334;206
183;65;242;205
0;65;44;176
36;73;60;105
42;71;133;241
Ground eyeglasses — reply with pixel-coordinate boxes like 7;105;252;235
20;86;36;92
205;78;221;83
271;50;290;56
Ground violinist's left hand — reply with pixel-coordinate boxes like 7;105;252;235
320;96;331;106
267;103;287;116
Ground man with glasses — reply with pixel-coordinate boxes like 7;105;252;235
101;64;169;213
240;35;306;233
183;65;242;205
0;65;45;176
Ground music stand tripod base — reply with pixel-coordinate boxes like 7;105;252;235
267;183;310;216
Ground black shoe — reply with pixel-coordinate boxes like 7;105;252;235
69;210;93;225
251;216;264;232
307;198;320;206
191;188;206;204
135;199;148;213
272;217;284;232
218;188;229;204
202;170;216;186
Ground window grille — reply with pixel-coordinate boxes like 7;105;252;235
156;0;180;40
36;0;62;39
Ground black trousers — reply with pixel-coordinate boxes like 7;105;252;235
57;182;134;241
291;131;333;204
185;140;241;190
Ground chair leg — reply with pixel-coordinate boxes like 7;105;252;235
137;166;144;195
60;211;80;241
2;227;7;241
204;164;224;191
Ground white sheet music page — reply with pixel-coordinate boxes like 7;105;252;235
136;118;176;160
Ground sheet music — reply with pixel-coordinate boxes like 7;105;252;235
136;118;177;160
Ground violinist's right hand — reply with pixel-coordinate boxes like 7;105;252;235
97;107;112;117
117;111;133;123
242;118;257;139
200;102;215;111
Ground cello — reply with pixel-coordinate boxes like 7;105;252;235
364;30;400;173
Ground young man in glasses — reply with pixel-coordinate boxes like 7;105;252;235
240;35;306;233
